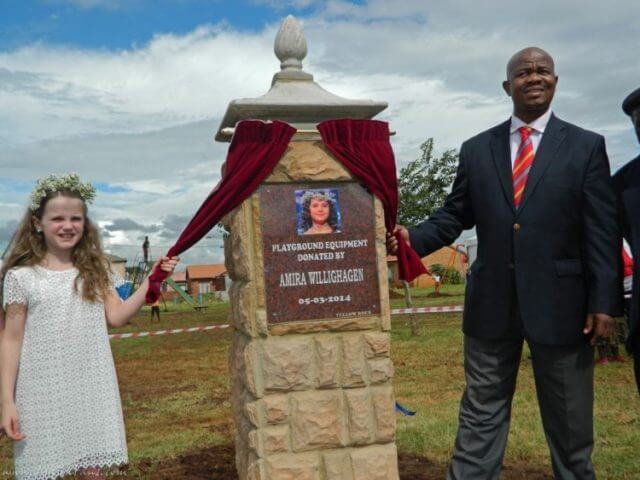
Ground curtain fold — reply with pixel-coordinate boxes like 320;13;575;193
317;119;428;282
147;117;426;303
145;120;296;303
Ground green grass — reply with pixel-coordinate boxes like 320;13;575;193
117;301;230;333
0;287;638;479
390;284;466;308
392;316;640;479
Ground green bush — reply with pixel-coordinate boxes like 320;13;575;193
428;263;464;285
443;267;463;284
429;263;445;277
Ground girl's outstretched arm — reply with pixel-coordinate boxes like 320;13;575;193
104;256;179;328
1;302;27;441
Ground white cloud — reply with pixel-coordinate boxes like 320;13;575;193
2;0;640;264
300;0;640;164
252;0;318;9
46;0;125;10
0;24;278;144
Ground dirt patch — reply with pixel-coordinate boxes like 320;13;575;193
389;288;406;299
131;444;238;479
397;451;552;479
398;451;447;479
500;463;553;480
127;446;551;480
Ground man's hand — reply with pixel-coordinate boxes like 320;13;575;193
583;313;616;346
385;226;410;255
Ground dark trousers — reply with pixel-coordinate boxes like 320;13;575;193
447;334;595;480
634;352;640;395
624;298;640;395
628;326;640;395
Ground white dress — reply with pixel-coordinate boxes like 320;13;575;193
2;266;128;480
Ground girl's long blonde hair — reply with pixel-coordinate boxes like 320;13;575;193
1;190;111;303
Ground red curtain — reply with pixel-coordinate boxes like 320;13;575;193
145;120;296;303
317;119;427;282
147;118;426;303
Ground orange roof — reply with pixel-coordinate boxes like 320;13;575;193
386;244;465;262
170;271;187;283
186;264;227;280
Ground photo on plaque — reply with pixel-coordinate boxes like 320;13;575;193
261;182;380;323
295;188;342;235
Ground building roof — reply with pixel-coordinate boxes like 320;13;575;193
170;271;187;283
186;264;227;280
105;253;127;263
386;244;466;263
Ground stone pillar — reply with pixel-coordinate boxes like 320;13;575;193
218;16;399;480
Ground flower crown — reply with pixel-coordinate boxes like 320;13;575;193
29;173;96;212
301;190;336;205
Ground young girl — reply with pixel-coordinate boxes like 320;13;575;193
0;174;178;480
300;190;340;235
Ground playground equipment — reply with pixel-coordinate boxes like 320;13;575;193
118;253;151;299
465;236;477;265
442;244;469;281
123;253;206;310
0;199;207;314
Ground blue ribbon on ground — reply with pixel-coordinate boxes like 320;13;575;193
395;402;416;416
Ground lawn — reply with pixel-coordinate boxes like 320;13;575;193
0;285;638;479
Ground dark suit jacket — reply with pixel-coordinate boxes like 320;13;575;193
613;155;640;353
410;114;621;346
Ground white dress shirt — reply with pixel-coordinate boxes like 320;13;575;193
509;109;552;168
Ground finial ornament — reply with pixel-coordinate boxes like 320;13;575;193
214;14;388;141
274;15;307;71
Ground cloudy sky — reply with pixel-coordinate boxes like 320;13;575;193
2;0;639;268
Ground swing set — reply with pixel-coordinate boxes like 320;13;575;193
120;253;206;311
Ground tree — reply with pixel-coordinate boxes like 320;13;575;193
396;139;458;336
429;263;464;285
398;139;458;228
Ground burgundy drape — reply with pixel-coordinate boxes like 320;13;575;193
145;120;296;303
317;119;427;282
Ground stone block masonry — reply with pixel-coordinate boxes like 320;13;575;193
224;130;399;480
229;331;398;480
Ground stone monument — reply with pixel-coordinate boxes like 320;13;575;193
218;16;400;480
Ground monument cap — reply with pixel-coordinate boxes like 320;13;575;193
622;87;640;116
215;15;387;141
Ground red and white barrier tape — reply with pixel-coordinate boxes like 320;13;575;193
109;324;230;340
391;305;464;315
115;299;640;340
392;300;636;313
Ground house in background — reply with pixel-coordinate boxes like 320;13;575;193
186;264;228;299
387;244;467;288
105;253;127;279
162;271;187;301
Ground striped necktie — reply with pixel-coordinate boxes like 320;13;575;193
513;126;534;208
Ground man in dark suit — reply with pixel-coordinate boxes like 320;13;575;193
613;88;640;395
388;47;620;479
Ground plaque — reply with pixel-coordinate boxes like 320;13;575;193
261;182;381;323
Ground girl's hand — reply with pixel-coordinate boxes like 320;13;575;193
156;256;180;274
2;402;25;441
